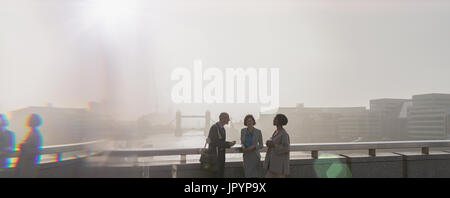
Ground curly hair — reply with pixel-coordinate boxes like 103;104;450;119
243;114;256;126
274;114;288;126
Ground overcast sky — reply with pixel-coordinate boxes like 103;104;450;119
1;0;450;120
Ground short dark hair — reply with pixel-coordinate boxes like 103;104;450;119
274;114;288;126
219;112;229;120
243;114;256;126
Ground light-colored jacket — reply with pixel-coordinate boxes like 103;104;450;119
263;128;290;176
241;128;264;178
240;128;264;159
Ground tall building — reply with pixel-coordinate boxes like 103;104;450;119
334;108;371;141
369;98;411;140
370;99;411;117
407;94;450;140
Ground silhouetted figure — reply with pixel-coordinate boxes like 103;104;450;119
263;114;290;178
15;114;43;178
0;114;15;168
207;112;236;178
241;114;263;178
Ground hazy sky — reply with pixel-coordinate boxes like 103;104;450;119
1;0;450;120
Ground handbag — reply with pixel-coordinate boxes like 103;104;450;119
199;125;222;172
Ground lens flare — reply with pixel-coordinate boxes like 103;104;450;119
313;153;352;178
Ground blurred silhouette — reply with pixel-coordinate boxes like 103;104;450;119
0;114;15;168
14;114;43;178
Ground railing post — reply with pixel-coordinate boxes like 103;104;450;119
369;149;376;157
171;165;178;178
311;150;319;159
175;110;182;137
421;147;429;155
180;154;187;164
133;154;139;166
142;166;150;178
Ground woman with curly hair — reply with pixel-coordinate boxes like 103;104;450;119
263;114;290;178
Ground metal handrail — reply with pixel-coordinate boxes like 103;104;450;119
106;140;450;161
2;140;105;158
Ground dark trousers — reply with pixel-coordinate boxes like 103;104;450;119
215;150;226;178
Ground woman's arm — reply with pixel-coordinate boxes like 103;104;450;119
248;130;262;151
257;130;264;150
273;132;290;155
240;129;245;147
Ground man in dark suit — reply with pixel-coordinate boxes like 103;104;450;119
207;112;236;178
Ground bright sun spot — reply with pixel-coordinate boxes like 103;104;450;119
80;0;138;28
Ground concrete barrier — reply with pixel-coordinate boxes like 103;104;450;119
394;151;450;178
341;152;403;178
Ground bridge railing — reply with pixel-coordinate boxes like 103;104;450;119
2;140;106;164
106;140;450;164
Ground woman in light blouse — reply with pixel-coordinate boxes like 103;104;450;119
241;114;264;178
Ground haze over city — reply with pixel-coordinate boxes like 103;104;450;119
1;0;450;121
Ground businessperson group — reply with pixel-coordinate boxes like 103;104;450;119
207;112;290;178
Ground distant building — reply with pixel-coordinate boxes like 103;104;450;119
259;104;372;143
407;94;450;140
333;107;371;142
256;94;450;143
370;99;411;117
369;98;411;140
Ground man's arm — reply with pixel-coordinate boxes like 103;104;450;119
208;125;230;148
